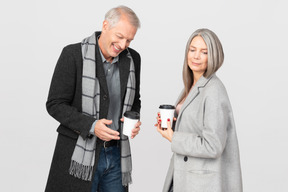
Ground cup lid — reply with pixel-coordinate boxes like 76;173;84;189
124;111;140;119
159;104;175;109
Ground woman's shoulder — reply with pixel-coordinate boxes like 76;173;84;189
204;75;228;97
206;75;225;88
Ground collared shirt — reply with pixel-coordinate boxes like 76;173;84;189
90;40;121;134
100;49;121;131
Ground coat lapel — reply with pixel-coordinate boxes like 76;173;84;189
94;33;109;95
95;46;109;95
176;75;213;128
118;49;130;100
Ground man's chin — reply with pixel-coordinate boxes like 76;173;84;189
111;51;122;57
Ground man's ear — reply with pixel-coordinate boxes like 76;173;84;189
102;20;109;31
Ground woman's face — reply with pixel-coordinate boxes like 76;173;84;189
187;36;208;76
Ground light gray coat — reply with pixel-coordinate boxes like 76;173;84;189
163;75;242;192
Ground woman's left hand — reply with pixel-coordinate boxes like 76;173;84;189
155;112;174;142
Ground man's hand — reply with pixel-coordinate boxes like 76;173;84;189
94;119;120;141
120;117;142;139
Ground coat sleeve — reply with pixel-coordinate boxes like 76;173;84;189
46;45;96;139
171;83;230;159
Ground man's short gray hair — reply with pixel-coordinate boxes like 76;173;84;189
105;5;141;29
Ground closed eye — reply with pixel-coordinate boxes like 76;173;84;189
117;35;123;39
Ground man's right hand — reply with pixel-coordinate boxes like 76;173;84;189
94;119;120;141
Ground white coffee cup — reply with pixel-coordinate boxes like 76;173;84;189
159;105;175;128
123;111;140;137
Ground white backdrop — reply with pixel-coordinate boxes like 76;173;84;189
1;0;287;191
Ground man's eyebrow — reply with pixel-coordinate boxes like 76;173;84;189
116;32;134;41
115;32;123;36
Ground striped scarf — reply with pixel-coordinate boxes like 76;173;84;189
69;32;135;186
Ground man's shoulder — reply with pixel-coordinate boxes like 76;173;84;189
127;47;140;57
57;42;82;64
127;47;141;64
63;42;82;53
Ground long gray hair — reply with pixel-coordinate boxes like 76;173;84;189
179;28;224;103
105;5;141;29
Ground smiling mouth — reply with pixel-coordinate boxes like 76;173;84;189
113;45;121;52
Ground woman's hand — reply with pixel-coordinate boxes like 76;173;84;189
155;112;175;142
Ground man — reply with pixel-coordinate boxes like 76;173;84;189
45;6;141;192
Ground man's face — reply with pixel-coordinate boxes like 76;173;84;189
99;15;137;63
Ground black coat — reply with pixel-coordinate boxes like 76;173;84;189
45;32;141;192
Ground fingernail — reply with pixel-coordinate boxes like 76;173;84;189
168;118;170;121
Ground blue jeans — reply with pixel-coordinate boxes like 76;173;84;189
91;145;125;192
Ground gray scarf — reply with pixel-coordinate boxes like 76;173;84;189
69;32;136;186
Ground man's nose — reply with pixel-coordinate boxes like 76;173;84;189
119;39;127;49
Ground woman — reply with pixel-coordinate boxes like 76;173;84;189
156;28;242;192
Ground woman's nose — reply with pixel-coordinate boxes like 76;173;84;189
194;51;200;59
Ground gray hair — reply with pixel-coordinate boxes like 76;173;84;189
105;5;141;29
180;28;224;102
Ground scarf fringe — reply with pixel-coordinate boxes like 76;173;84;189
122;172;132;186
69;160;93;181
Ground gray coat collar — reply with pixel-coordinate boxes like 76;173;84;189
177;74;214;126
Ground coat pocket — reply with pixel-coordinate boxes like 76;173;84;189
57;124;79;139
186;170;220;192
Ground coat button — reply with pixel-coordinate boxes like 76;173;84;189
184;156;188;162
103;95;108;100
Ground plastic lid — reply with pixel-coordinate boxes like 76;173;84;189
124;111;140;119
159;104;175;109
